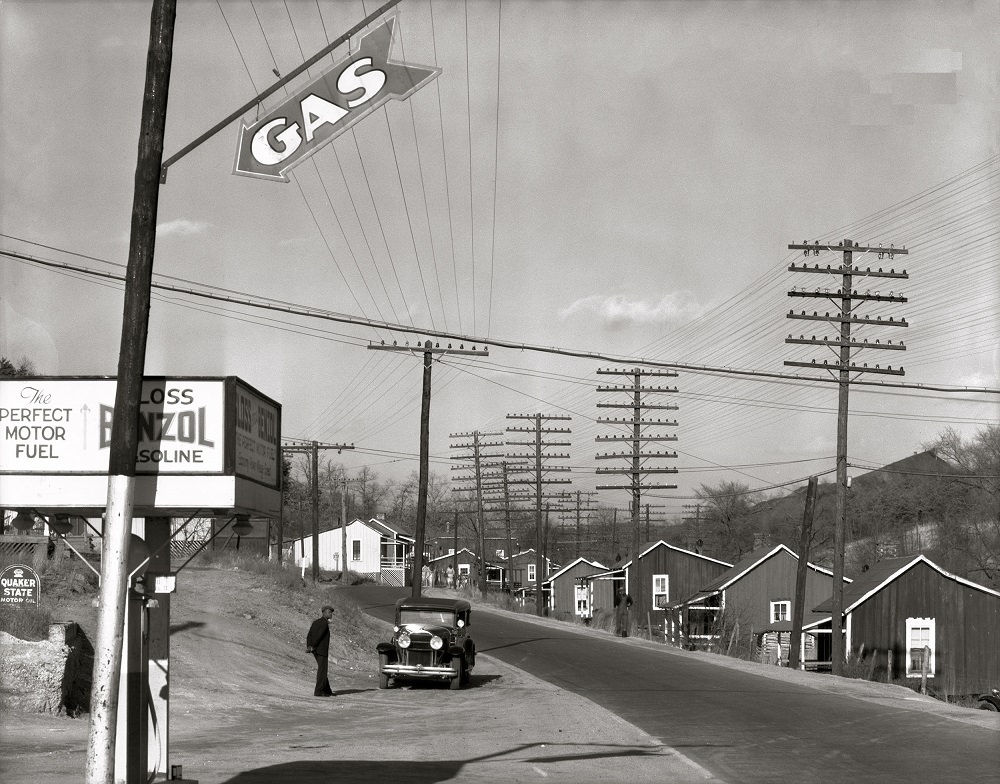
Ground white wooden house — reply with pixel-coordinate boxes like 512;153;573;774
287;517;414;586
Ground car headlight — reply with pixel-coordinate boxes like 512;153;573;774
430;635;444;650
397;631;411;649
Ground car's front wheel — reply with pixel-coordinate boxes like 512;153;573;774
449;657;464;690
378;654;391;689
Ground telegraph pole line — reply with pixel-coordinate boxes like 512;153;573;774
281;439;354;583
682;503;703;552
786;238;908;676
506;413;572;616
481;460;531;590
596;367;679;597
556;490;599;558
450;430;505;598
86;3;176;781
371;339;487;597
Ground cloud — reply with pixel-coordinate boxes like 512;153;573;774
558;291;706;328
156;219;210;237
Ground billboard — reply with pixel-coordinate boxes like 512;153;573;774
1;378;225;474
0;377;281;516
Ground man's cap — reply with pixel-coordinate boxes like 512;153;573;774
322;604;335;612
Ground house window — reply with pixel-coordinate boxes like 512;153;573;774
458;564;470;576
770;600;790;623
575;584;590;616
527;563;536;582
652;574;669;608
351;540;361;561
905;617;936;678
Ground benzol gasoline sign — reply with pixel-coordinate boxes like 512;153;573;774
234;15;439;182
0;564;40;607
0;378;225;474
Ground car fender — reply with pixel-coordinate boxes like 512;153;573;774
376;642;397;661
978;694;1000;711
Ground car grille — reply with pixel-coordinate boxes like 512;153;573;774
401;648;438;667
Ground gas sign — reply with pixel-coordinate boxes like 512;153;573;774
234;16;439;182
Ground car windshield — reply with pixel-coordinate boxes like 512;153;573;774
399;608;455;626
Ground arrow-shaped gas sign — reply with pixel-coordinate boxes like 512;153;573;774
234;16;439;182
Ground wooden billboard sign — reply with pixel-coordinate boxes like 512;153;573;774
0;376;281;517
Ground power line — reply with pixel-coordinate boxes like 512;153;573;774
4;247;997;397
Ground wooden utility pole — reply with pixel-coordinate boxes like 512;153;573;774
682;503;702;552
373;340;488;596
596;368;678;601
341;476;349;585
281;439;354;582
506;413;572;616
450;431;505;599
786;239;908;675
789;475;818;670
556;490;598;558
481;460;530;589
85;3;176;782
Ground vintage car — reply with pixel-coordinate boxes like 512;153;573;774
376;596;476;690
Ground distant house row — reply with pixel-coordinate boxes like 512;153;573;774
539;540;1000;694
288;519;1000;694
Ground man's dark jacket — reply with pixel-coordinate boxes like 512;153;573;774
307;617;330;656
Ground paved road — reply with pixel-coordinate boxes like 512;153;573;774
352;585;999;784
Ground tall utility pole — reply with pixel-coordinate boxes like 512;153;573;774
506;413;572;616
790;475;819;670
450;431;505;598
481;460;531;589
87;3;176;782
786;239;908;675
371;340;487;597
556;491;599;558
281;439;354;582
339;475;365;585
595;368;679;598
682;503;703;552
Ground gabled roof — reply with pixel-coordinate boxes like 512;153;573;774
509;548;553;562
814;554;1000;615
635;539;732;568
679;543;848;606
360;517;414;542
427;547;477;563
542;556;608;585
580;566;626;581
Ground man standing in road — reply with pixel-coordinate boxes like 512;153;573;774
614;587;633;637
306;604;335;697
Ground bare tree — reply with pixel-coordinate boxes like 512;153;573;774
924;425;1000;588
696;481;764;561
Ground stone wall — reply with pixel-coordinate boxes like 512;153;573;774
0;622;92;714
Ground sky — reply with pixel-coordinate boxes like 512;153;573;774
1;0;998;522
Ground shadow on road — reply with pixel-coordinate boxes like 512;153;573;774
217;742;667;783
478;637;557;653
170;620;206;634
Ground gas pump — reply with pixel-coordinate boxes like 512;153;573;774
116;518;188;783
